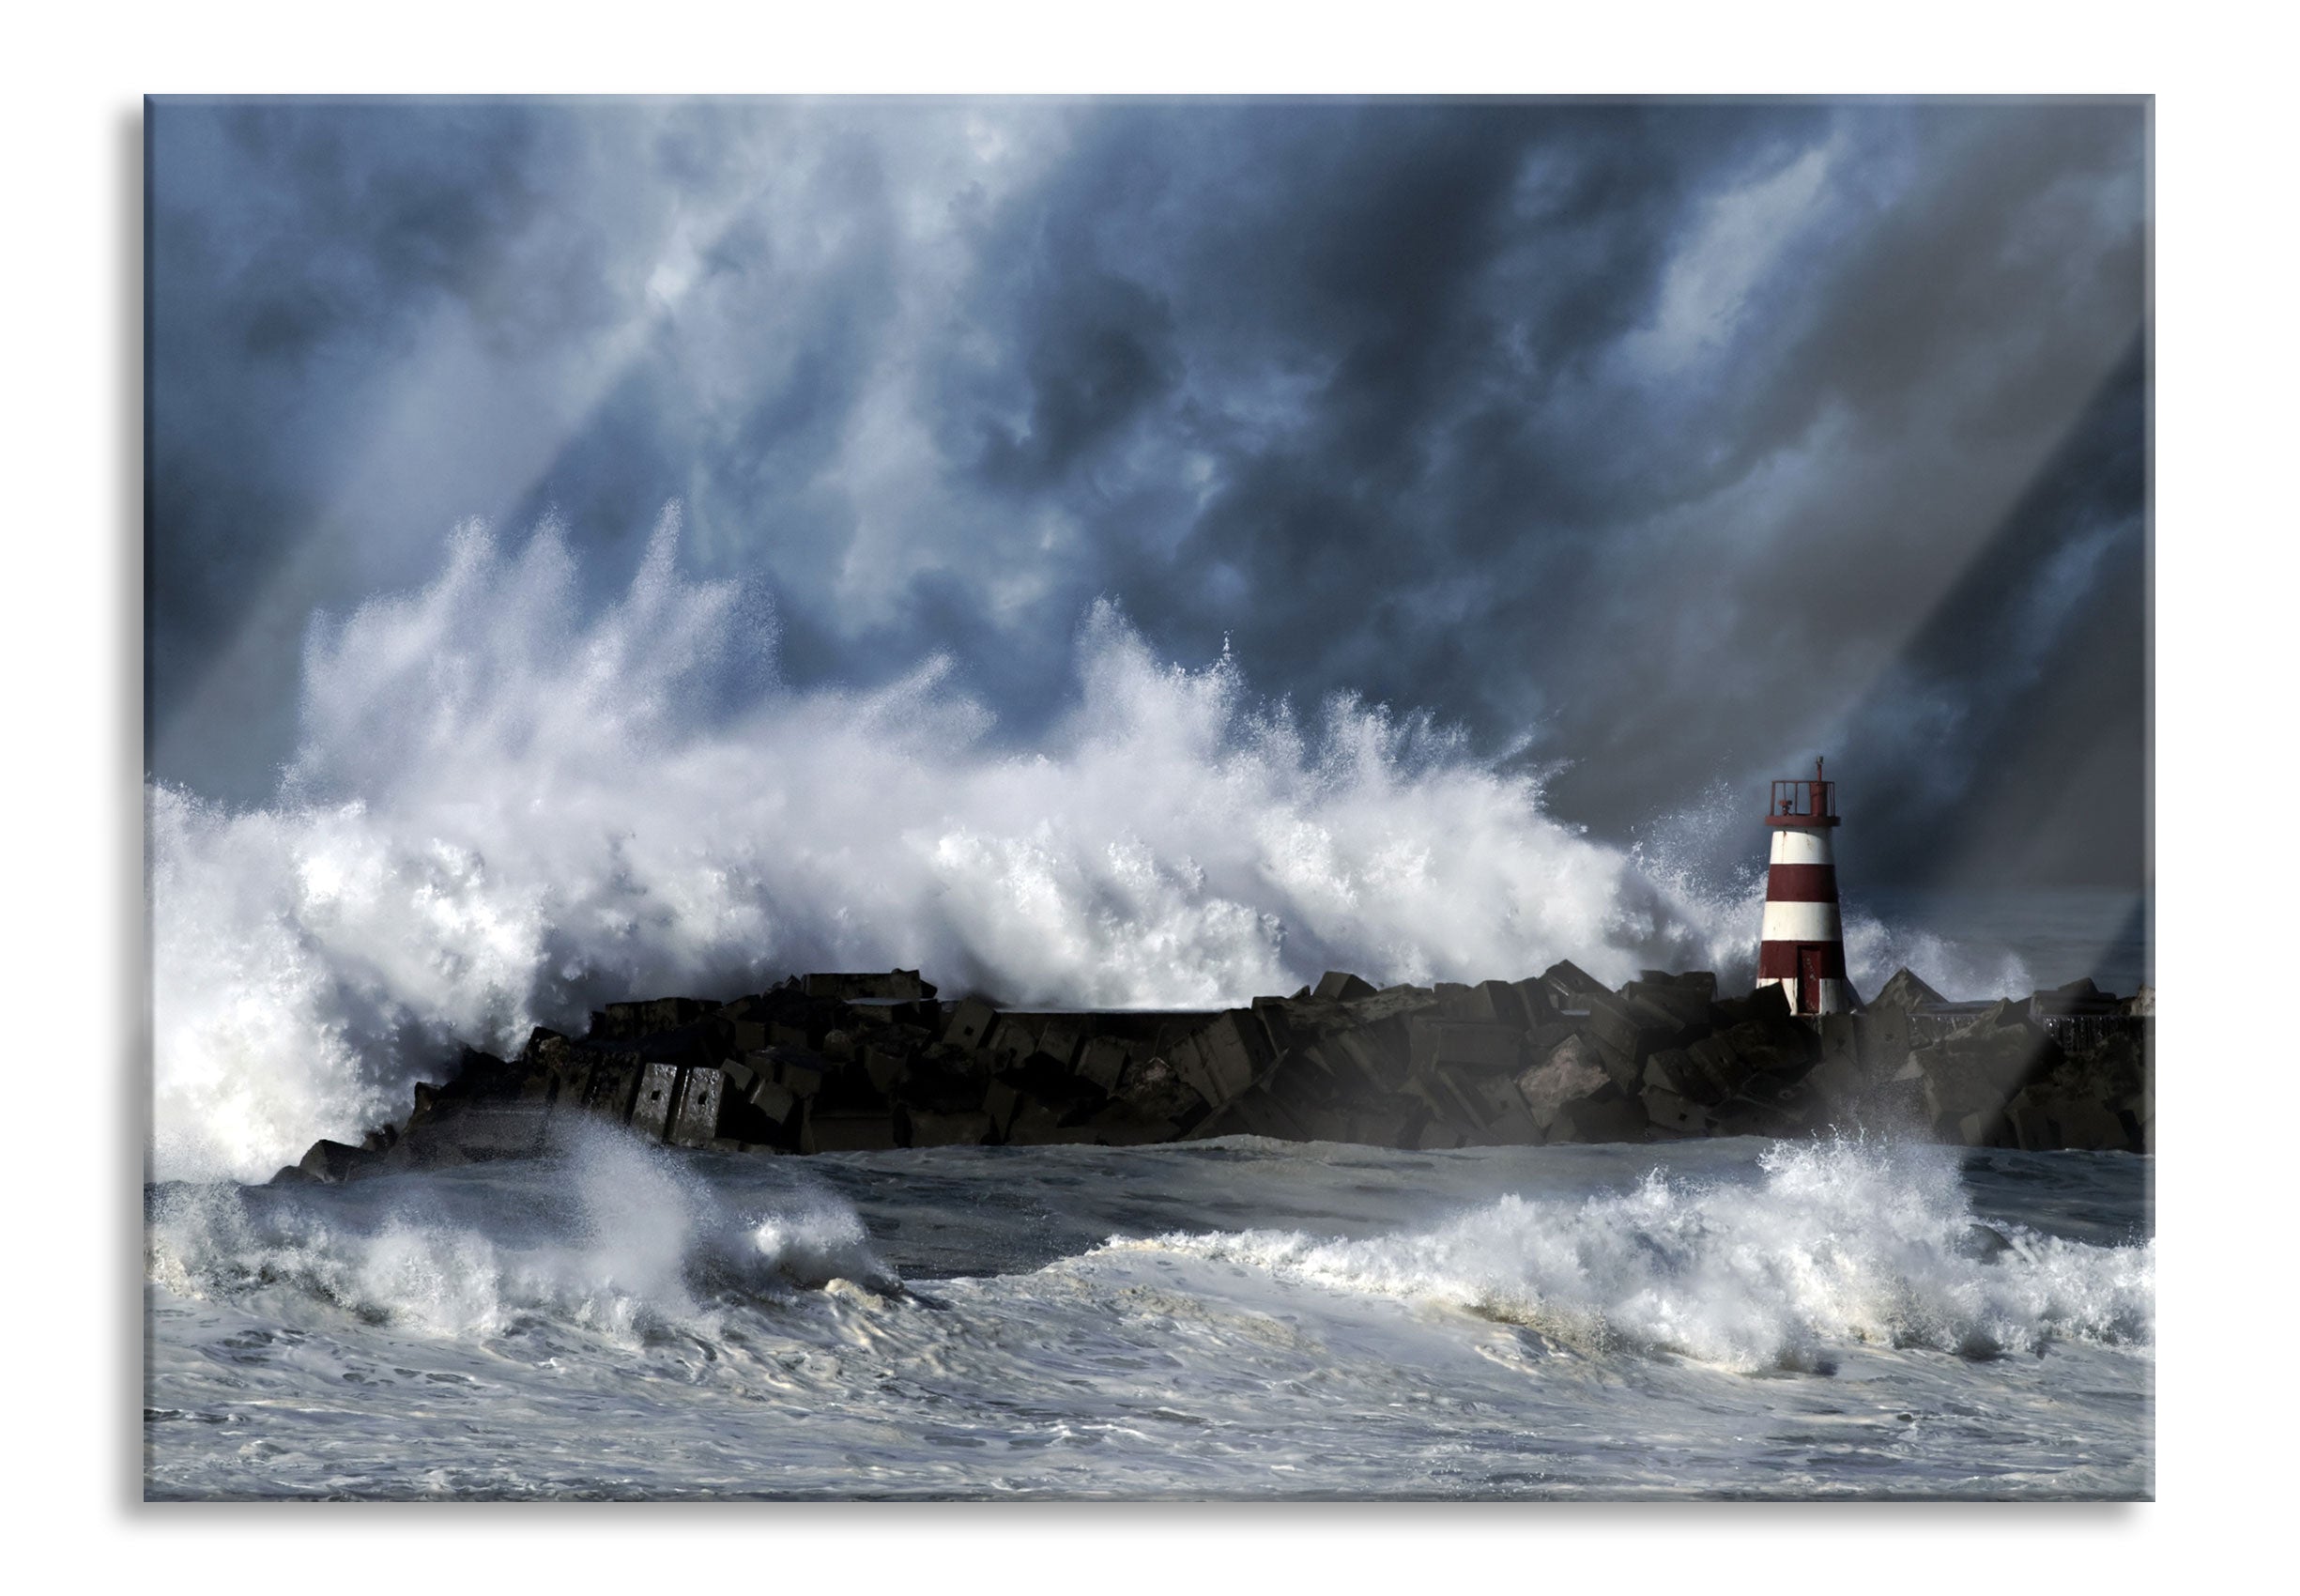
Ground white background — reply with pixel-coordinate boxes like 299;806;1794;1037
1;0;2283;1582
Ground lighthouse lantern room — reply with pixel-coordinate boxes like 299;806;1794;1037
1757;757;1859;1016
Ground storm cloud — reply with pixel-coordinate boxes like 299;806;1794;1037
146;97;2148;893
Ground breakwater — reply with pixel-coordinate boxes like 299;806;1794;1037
277;964;2152;1184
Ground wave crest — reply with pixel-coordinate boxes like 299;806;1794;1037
146;1121;895;1343
1113;1137;2152;1370
150;513;2008;1179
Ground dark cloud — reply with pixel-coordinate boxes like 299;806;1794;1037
146;97;2148;888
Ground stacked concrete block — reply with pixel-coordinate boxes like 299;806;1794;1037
278;959;2155;1184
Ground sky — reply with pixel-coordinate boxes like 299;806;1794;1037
145;97;2149;895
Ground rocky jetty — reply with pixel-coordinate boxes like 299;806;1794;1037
275;965;2154;1184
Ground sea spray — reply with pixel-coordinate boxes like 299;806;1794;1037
150;513;2014;1180
1113;1136;2153;1371
146;1119;896;1344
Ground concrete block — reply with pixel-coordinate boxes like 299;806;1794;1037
1510;976;1558;1027
1720;1019;1817;1080
838;998;935;1035
1728;1070;1817;1128
1537;959;1610;1009
775;1055;829;1099
1465;1104;1543;1146
1621;981;1712;1033
668;1067;727;1148
1804;1052;1866;1110
1582;990;1678;1072
968;1078;1012;1136
1952;1109;2001;1148
1333;1023;1413;1094
590;997;714;1041
1172;1011;1271;1109
548;1055;597;1110
1642;1086;1708;1138
944;996;1000;1052
631;1063;684;1141
983;1013;1044;1062
1075;1036;1131;1094
296;1139;375;1184
1034;1014;1089;1069
1514;1035;1615;1132
1408;1018;1526;1077
862;1039;916;1095
1448;1061;1527;1125
1913;1019;2055;1125
1164;1034;1226;1111
2003;1091;2059;1152
1578;1025;1646;1096
582;1058;644;1122
1681;1035;1750;1103
1343;986;1438;1027
1111;1051;1214;1130
1247;999;1303;1058
745;1077;799;1128
1352;1095;1431;1150
1869;967;1947;1014
2052;1096;2132;1151
1261;1051;1341;1114
1414;1119;1467;1151
1314;971;1376;1001
1642;1048;1698;1099
1283;1102;1356;1143
1642;970;1717;1000
1550;1095;1648;1145
1407;1067;1490;1130
1856;1008;1911;1076
425;1099;552;1160
1813;1011;1861;1068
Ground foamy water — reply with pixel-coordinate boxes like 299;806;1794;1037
148;515;2019;1181
1124;1138;2151;1369
145;1132;2151;1498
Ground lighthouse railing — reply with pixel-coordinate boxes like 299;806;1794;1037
1769;778;1835;821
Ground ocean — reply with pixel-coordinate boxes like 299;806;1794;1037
142;531;2151;1499
144;1130;2151;1500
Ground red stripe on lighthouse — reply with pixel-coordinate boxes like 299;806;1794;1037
1765;864;1838;902
1757;941;1848;980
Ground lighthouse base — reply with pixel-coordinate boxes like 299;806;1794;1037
1756;973;1862;1017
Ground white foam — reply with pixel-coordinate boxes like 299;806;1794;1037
145;1121;894;1343
1115;1137;2153;1371
151;513;1771;1179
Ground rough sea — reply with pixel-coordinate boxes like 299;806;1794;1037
144;1130;2151;1500
143;527;2152;1500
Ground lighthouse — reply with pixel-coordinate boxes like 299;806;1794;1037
1757;757;1858;1015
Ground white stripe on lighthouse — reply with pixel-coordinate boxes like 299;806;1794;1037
1768;829;1835;867
1760;899;1843;944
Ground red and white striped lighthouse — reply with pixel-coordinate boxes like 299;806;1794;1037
1757;757;1858;1015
